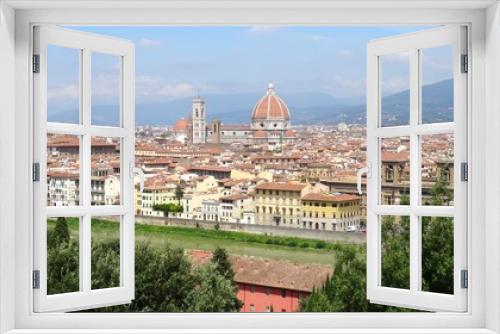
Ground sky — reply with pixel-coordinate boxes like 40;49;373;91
47;26;453;113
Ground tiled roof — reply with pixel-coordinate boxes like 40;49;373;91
302;193;360;202
189;250;332;292
251;84;290;121
255;182;306;192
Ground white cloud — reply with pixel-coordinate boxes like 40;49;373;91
91;73;121;99
332;74;365;91
381;76;409;93
135;74;196;99
383;52;410;63
48;85;79;100
138;38;162;47
158;83;195;98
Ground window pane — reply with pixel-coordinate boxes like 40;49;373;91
91;137;121;206
421;133;454;206
91;53;121;127
91;216;121;289
381;215;410;289
47;134;81;206
380;52;410;127
421;46;454;124
47;45;80;124
380;137;410;205
47;217;80;295
421;216;454;294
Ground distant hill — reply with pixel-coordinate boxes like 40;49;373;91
49;79;452;126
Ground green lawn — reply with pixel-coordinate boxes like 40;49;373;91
49;218;339;265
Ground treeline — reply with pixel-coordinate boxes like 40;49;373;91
300;179;454;312
47;218;242;312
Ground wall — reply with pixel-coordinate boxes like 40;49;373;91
134;216;366;243
237;283;304;313
0;3;16;333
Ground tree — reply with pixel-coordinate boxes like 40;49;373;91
153;203;183;218
186;263;243;312
211;247;235;281
46;217;78;294
300;180;454;312
174;184;184;204
48;217;70;248
47;230;242;312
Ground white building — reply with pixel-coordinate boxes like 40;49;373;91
201;199;220;221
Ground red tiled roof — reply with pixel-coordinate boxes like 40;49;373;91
255;182;306;192
251;84;290;121
189;250;332;292
302;193;360;202
381;151;409;162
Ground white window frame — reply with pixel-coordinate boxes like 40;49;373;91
366;26;468;312
0;1;499;333
32;25;136;312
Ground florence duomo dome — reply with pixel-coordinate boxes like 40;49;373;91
186;83;296;146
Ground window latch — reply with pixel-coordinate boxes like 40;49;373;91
33;54;40;73
461;54;468;73
356;163;371;195
461;162;468;182
461;269;468;289
32;162;40;182
33;270;40;289
130;162;145;193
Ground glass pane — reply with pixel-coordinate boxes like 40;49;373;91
421;133;454;206
47;45;80;124
91;53;121;127
381;215;410;289
47;216;80;295
421;45;454;124
91;216;121;289
91;137;121;206
380;52;410;127
421;216;454;294
380;137;410;205
47;133;81;206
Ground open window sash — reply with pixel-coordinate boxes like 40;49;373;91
33;26;135;312
366;26;467;312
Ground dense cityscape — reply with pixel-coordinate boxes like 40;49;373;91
46;83;454;312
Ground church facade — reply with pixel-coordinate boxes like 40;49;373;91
186;84;296;146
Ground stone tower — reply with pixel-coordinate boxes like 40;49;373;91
191;96;206;144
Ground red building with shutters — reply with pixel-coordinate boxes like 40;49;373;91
189;250;333;312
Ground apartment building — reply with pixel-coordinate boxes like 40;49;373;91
301;193;362;231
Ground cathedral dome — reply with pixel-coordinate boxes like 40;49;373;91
251;83;290;121
174;118;188;133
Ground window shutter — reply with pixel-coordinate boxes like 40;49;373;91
365;26;467;312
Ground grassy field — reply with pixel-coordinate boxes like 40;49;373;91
49;218;340;265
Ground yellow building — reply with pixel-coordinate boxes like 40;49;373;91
254;182;312;227
301;193;362;231
230;169;255;180
139;181;177;217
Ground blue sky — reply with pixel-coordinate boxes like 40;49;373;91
48;26;452;110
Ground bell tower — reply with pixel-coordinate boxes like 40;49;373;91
191;95;206;144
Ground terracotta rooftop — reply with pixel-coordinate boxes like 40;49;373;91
381;151;409;162
220;193;249;201
251;84;290;121
302;193;360;202
255;182;306;192
188;165;231;173
189;250;332;292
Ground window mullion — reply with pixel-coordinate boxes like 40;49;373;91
81;48;92;293
409;48;421;293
